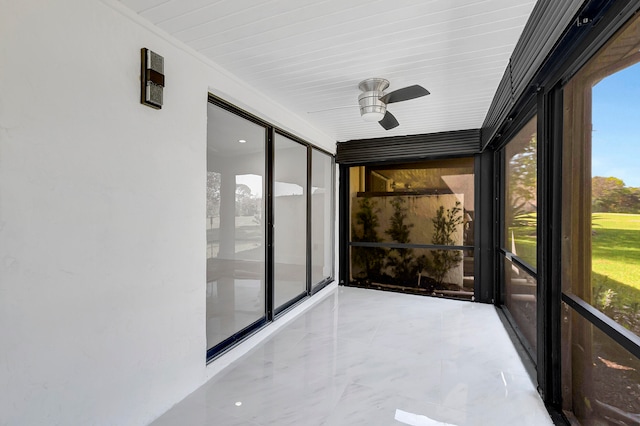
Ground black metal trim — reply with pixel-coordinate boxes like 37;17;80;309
266;127;275;321
476;151;495;303
536;87;549;400
205;94;337;360
310;277;334;295
499;248;537;278
498;304;537;364
494;149;503;305
483;1;640;417
330;155;336;283
206;317;268;362
483;1;640;149
336;129;481;165
208;93;271;129
545;404;571;426
538;83;565;407
482;0;585;148
538;0;634;89
349;241;473;251
306;145;313;296
274;291;308;318
209;93;335;156
338;164;350;286
487;98;537;153
562;293;640;359
347;281;474;302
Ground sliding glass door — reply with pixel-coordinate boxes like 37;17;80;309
206;97;335;359
311;148;334;289
273;133;308;312
499;116;538;356
206;102;267;355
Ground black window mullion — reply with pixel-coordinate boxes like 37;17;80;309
562;293;640;359
339;164;350;286
536;87;549;400
476;151;495;303
306;146;312;294
495;149;506;306
265;127;275;321
536;83;565;407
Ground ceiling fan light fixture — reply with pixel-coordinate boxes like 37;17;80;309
361;108;386;122
354;78;430;129
358;89;387;122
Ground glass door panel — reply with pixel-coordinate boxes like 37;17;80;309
499;116;538;355
503;117;538;269
311;149;333;287
206;103;266;352
274;133;308;310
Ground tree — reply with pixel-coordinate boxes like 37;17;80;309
425;201;463;287
207;171;221;217
351;197;385;282
592;176;640;213
507;134;537;227
235;183;258;216
384;197;426;285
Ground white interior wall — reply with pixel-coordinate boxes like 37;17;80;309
0;1;335;425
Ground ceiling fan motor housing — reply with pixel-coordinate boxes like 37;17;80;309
358;78;389;122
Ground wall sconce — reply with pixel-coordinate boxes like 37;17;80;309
141;48;164;109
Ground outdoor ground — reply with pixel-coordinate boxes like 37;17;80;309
592;213;640;334
510;212;640;333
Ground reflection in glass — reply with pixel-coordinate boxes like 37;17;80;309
311;149;333;287
274;134;307;309
348;158;474;297
351;159;475;246
206;103;266;351
503;117;537;269
562;303;640;423
349;246;474;299
504;258;537;352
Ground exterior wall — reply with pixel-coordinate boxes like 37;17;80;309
0;1;335;425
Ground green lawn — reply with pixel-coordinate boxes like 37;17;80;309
508;212;640;332
508;213;537;268
592;213;640;310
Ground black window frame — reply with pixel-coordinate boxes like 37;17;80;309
483;0;640;420
206;94;335;361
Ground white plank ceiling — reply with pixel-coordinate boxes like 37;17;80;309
120;0;536;142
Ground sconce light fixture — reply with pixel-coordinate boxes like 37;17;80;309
141;48;164;109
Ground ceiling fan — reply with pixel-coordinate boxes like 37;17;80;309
357;78;430;130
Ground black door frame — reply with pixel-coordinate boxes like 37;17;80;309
206;94;335;361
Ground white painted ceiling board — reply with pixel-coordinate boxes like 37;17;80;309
120;0;537;141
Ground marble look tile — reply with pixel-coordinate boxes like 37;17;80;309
151;393;264;426
323;382;402;426
152;287;553;426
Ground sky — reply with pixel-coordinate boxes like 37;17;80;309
591;61;640;187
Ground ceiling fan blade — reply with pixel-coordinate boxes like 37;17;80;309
379;85;430;104
379;111;399;130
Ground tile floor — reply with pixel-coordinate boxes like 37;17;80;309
152;286;553;426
